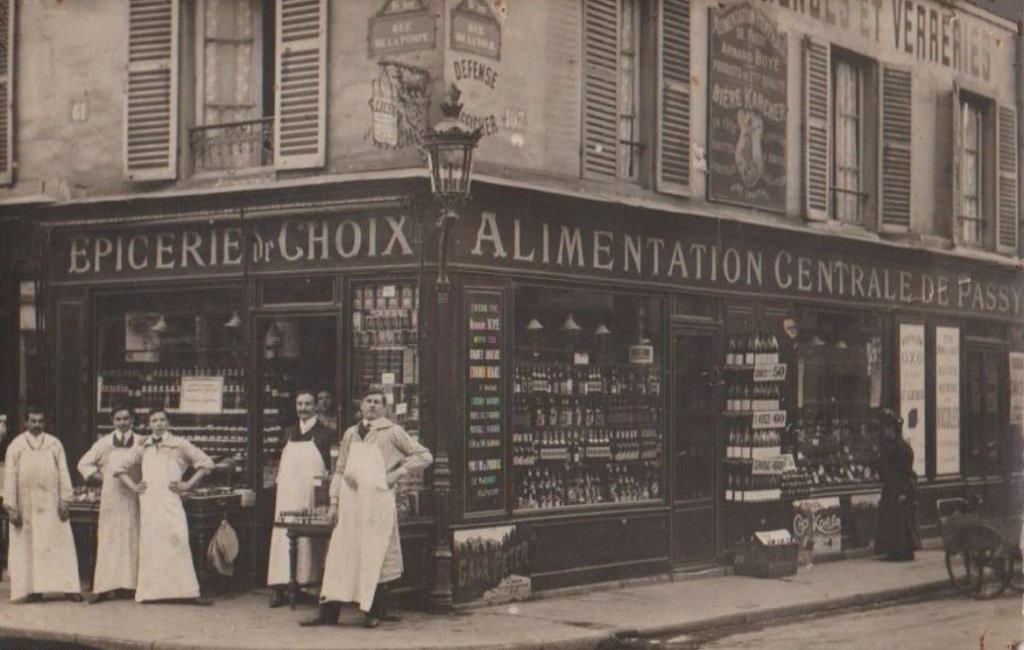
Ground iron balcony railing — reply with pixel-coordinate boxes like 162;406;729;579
189;117;273;172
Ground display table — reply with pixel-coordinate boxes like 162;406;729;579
0;491;257;593
273;519;333;609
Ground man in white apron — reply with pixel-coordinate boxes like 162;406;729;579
115;409;214;605
77;403;143;603
302;389;432;628
3;407;82;603
267;390;335;608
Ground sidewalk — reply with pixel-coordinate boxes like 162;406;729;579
0;550;953;650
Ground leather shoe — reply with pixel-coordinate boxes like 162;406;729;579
268;589;287;609
87;592;109;605
363;613;380;629
66;593;84;603
23;593;43;603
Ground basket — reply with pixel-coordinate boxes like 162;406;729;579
734;538;799;578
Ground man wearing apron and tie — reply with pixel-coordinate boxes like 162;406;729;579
267;390;335;608
302;389;432;628
77;404;144;603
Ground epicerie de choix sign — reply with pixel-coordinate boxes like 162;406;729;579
55;214;417;281
458;210;1023;320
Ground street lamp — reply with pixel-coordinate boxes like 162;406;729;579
422;83;481;614
422;83;482;293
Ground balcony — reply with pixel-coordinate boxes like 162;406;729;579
189;117;273;173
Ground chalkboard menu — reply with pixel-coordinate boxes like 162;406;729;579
465;290;505;512
708;2;787;212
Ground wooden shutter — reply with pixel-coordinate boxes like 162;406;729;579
275;0;326;170
582;0;618;179
0;0;14;186
950;86;961;245
996;105;1018;253
880;66;912;231
124;0;178;181
655;0;690;196
804;37;829;221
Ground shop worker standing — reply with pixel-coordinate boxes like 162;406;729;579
267;389;336;608
3;407;82;603
115;408;214;604
77;404;143;603
875;408;921;561
303;389;432;628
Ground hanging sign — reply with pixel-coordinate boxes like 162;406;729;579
465;289;506;513
708;3;788;212
934;326;960;475
898;323;926;476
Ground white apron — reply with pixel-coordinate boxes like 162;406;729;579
267;439;327;586
135;446;200;601
7;442;80;600
319;441;396;612
93;444;140;593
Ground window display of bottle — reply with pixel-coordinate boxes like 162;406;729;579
512;361;663;511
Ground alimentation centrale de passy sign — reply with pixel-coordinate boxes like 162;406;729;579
54;210;1021;320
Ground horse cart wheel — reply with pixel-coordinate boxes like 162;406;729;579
945;526;1012;599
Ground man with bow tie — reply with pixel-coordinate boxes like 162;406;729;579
77;404;143;603
302;389;432;628
267;390;336;608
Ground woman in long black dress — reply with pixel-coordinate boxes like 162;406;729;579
875;409;921;561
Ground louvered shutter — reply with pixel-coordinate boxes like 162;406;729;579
275;0;326;170
582;0;618;179
804;37;829;221
0;0;14;186
950;86;962;245
124;0;178;181
655;0;690;196
880;66;912;231
996;105;1018;253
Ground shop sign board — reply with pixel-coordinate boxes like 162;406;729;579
457;209;1024;322
1010;352;1024;441
179;376;224;414
465;289;506;513
708;3;787;212
898;323;926;477
934;326;960;475
454;524;531;604
368;0;436;58
53;213;417;282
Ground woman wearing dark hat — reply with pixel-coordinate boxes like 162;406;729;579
875;409;921;561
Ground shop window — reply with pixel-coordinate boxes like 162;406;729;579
258;314;338;487
17;281;43;429
96;288;249;487
351;281;423;518
963;347;1008;477
512;287;664;511
793;311;885;487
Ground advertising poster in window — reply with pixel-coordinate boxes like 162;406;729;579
898;324;926;476
465;290;506;512
124;312;161;363
934;327;960;475
708;3;787;212
1010;352;1024;442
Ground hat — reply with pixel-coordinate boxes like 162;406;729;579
878;408;903;428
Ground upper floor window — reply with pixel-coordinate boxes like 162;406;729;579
957;97;984;246
124;0;327;182
831;55;864;223
582;0;691;195
192;0;275;171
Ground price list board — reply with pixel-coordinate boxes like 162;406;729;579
465;290;505;513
